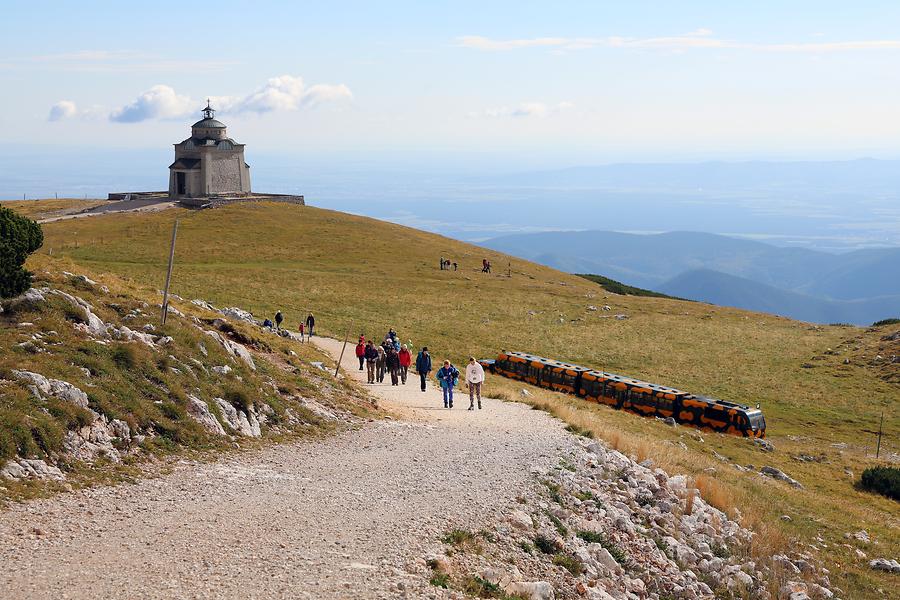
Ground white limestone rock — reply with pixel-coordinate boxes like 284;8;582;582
204;330;256;370
187;395;226;435
504;581;554;600
11;370;89;409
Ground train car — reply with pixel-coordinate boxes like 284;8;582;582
482;351;766;438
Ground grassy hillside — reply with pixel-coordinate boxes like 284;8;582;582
1;261;372;503
22;200;900;597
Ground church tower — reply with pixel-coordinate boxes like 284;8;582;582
168;101;251;200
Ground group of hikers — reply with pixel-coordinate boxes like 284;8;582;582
439;256;492;273
354;330;486;410
264;310;315;341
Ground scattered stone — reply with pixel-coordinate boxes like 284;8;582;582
760;465;803;488
520;389;531;397
868;558;900;573
212;365;233;375
753;438;775;452
505;581;554;600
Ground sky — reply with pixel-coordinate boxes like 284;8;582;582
2;2;900;251
3;1;900;168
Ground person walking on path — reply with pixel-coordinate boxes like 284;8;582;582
465;357;485;410
364;341;378;383
398;344;411;385
355;340;366;370
436;360;459;409
386;346;401;386
376;343;387;383
274;310;284;331
415;347;432;392
305;313;315;340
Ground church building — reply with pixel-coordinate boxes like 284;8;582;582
168;102;251;199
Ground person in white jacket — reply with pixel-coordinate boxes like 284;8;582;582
465;357;485;410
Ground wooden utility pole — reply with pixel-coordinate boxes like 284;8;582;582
876;410;884;459
334;324;352;378
160;219;179;326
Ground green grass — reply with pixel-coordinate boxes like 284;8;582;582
17;200;900;598
551;552;584;575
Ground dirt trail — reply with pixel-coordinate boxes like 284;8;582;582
0;337;573;599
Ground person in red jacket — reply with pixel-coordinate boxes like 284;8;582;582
398;344;412;384
355;340;366;370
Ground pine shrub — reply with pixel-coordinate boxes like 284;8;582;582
860;466;900;501
0;207;43;298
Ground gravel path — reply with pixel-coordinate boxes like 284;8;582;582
0;338;574;599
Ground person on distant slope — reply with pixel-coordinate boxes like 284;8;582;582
305;313;315;339
465;356;485;410
386;346;401;386
274;310;284;331
376;342;387;383
416;347;432;392
355;339;366;370
364;341;378;383
398;344;411;385
436;360;460;409
263;318;274;329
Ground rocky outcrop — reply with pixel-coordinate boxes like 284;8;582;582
12;370;89;409
0;458;65;481
186;395;226;435
204;330;256;370
8;370;131;468
434;437;833;599
213;398;261;437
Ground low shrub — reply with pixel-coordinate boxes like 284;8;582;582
860;465;900;501
872;318;900;327
552;552;583;575
533;534;560;554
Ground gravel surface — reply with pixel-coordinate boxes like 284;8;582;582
0;337;574;599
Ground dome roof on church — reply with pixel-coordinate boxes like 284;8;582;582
192;117;226;129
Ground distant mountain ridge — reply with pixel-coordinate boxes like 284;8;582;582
484;230;900;325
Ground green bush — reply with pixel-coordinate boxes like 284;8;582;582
872;318;900;327
860;466;900;501
0;206;43;298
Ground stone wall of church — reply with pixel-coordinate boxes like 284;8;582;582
206;155;245;194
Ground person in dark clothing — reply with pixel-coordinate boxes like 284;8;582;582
386;347;401;386
436;360;460;409
263;318;273;329
355;340;366;370
415;346;432;392
305;313;315;339
364;341;378;383
274;310;283;330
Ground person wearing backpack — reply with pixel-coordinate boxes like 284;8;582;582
415;347;432;392
436;360;459;409
274;310;284;331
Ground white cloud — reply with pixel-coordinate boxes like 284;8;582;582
214;75;352;114
476;101;574;119
49;75;352;124
457;31;900;53
109;85;194;123
48;100;78;121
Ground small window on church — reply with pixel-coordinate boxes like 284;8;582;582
184;140;195;149
218;141;233;150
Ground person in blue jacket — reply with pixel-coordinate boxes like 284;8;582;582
415;346;432;392
436;360;459;409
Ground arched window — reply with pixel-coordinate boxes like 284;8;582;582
218;141;233;150
184;140;195;149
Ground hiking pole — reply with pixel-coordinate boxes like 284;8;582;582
160;219;179;326
335;323;352;378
